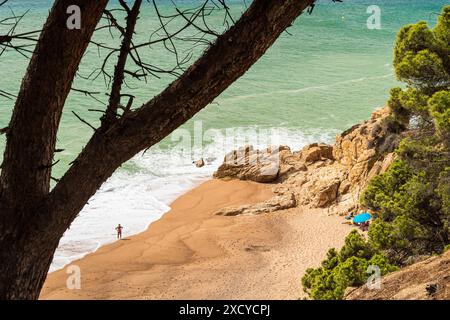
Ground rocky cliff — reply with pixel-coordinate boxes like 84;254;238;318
213;106;397;216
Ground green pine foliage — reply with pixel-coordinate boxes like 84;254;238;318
302;231;398;300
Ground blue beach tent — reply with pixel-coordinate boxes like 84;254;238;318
353;212;372;224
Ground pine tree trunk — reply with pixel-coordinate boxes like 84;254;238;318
0;207;60;299
0;0;107;300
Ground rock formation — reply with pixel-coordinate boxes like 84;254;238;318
213;106;398;216
193;158;205;168
215;193;297;216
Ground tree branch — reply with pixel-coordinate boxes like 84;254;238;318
72;111;97;132
102;0;142;126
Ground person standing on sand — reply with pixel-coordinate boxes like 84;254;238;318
115;224;123;239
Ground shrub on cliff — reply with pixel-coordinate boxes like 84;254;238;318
302;231;398;300
363;6;450;261
362;159;450;261
389;5;449;126
363;6;450;259
302;5;450;300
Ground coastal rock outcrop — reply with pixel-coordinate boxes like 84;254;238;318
214;106;398;216
213;145;292;183
215;193;296;216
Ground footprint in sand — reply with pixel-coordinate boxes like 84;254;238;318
245;245;271;252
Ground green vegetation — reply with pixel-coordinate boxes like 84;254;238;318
302;6;450;300
302;231;398;300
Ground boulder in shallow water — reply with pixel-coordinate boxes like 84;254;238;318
194;158;205;168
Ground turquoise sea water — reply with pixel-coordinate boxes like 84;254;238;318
0;0;448;270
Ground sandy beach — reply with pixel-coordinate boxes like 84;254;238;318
41;179;353;300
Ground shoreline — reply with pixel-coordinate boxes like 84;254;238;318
41;179;353;300
50;175;212;273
